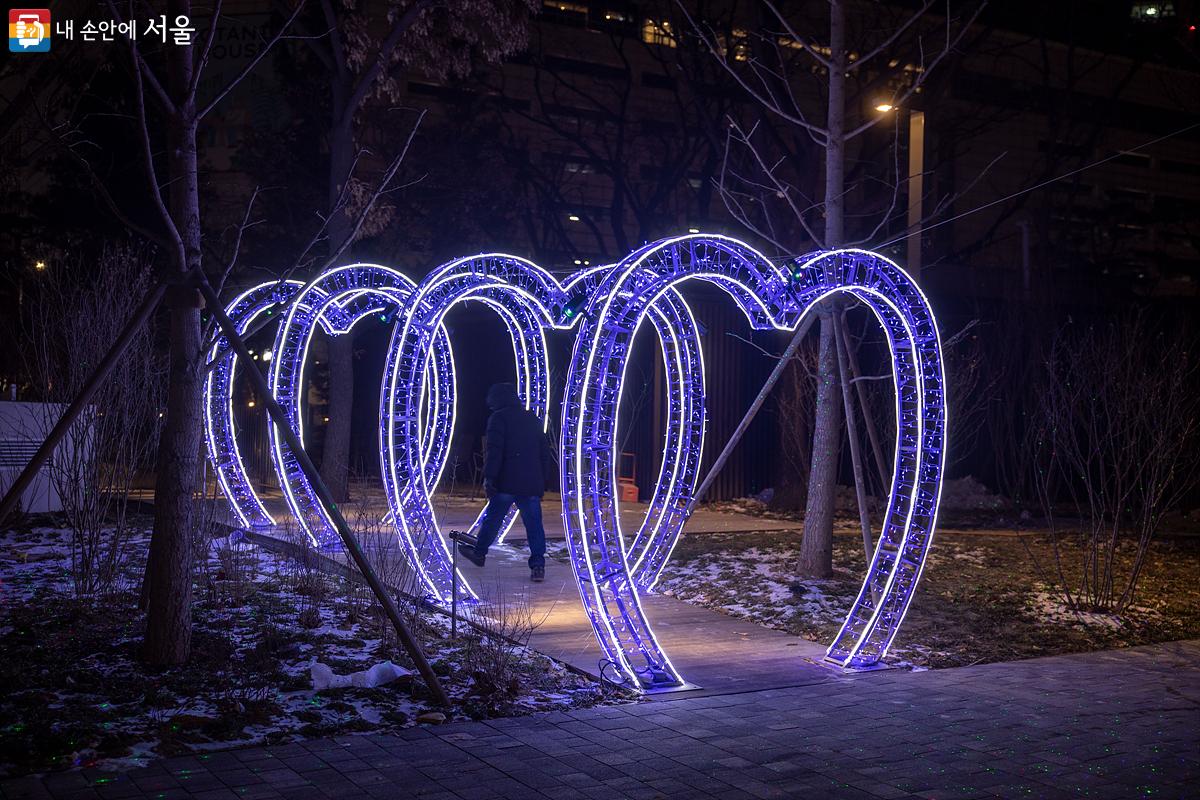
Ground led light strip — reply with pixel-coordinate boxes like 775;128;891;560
203;236;945;692
203;268;455;547
560;236;944;688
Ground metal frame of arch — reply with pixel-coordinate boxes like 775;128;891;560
561;236;945;687
203;234;945;692
202;265;455;548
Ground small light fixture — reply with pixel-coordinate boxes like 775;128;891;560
874;102;895;113
688;227;700;234
248;400;256;408
323;416;330;423
574;259;582;265
33;260;46;271
261;349;272;362
562;292;588;319
568;214;581;222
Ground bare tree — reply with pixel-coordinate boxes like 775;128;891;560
685;0;984;576
1031;314;1200;614
485;2;737;262
34;0;304;663
284;0;537;503
13;247;165;597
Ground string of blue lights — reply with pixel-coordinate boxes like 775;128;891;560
203;235;946;692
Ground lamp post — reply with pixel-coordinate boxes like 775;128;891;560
906;110;926;278
875;103;925;277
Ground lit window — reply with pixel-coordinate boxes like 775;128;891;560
713;29;751;61
642;19;675;47
1131;3;1175;19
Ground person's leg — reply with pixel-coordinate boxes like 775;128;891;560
473;493;515;558
514;495;546;570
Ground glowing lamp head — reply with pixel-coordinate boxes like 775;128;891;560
34;260;47;271
568;214;581;222
874;102;895;113
561;292;588;320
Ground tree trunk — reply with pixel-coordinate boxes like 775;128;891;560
798;0;847;578
320;334;354;501
799;312;842;577
319;105;355;503
143;0;203;665
143;291;203;663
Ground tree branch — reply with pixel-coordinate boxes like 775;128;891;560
131;54;185;267
342;0;435;127
104;0;176;115
198;1;307;121
189;0;225;98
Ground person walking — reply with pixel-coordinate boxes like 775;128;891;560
456;383;554;581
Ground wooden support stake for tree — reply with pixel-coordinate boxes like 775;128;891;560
0;282;168;525
834;311;876;567
686;313;816;514
195;278;451;708
837;312;891;491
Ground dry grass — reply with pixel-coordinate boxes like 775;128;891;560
653;526;1200;669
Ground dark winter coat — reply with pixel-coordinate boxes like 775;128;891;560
483;384;555;497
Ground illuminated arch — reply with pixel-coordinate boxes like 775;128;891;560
561;235;945;687
203;268;455;547
380;256;711;605
560;267;707;590
203;279;339;530
269;264;456;548
203;235;945;692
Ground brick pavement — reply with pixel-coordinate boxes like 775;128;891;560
3;641;1197;800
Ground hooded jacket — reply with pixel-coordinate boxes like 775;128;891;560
483;383;555;497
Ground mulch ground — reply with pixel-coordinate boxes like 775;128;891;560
653;523;1200;670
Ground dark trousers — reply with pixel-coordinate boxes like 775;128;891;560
475;493;546;569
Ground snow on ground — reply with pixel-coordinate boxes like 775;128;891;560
655;544;853;632
1025;585;1163;631
0;520;621;777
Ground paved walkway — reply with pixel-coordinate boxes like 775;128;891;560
4;641;1196;800
453;542;832;696
233;493;834;695
202;490;803;540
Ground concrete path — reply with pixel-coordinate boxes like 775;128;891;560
429;494;803;538
4;641;1196;799
230;491;834;695
457;542;833;697
202;490;803;540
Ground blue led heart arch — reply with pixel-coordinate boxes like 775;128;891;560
203;235;945;691
203;266;456;546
